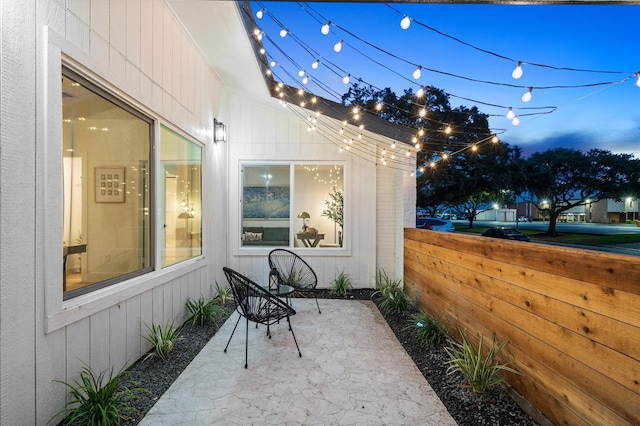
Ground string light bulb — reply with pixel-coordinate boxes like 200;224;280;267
343;73;350;84
416;87;425;97
419;107;427;117
522;87;533;103
375;102;383;111
512;61;523;79
442;153;449;160
321;21;331;35
312;59;320;69
413;66;422;80
279;28;289;38
334;40;343;52
302;75;309;85
636;72;640;88
298;70;305;77
512;116;521;126
492;135;499;143
400;15;411;30
256;8;265;19
506;107;516;120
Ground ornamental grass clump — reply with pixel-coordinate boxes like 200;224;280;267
52;363;145;426
330;270;352;297
373;268;408;314
142;319;184;362
186;296;225;327
214;281;233;306
406;310;447;347
444;327;520;393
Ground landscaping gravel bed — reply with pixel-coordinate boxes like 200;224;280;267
118;289;543;425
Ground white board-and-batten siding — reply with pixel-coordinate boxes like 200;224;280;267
2;1;226;424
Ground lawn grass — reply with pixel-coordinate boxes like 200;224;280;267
455;226;640;246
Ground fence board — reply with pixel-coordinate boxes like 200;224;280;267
404;228;640;426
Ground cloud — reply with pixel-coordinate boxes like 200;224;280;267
510;128;640;158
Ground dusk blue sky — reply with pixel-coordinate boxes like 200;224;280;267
251;2;639;158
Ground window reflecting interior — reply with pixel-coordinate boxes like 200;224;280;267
294;165;343;248
161;126;202;267
242;165;290;247
240;164;344;248
62;71;152;297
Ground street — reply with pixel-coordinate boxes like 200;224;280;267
460;220;640;235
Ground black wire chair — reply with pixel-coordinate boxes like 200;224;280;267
268;249;321;314
222;267;302;368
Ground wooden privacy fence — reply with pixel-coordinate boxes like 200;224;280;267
404;228;640;426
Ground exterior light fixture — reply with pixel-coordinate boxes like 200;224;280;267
400;15;411;30
412;66;422;80
256;8;265;19
321;21;331;35
312;59;320;69
279;28;289;38
334;40;343;52
522;87;533;102
214;119;226;143
512;116;520;126
512;61;523;79
506;107;516;120
342;73;350;84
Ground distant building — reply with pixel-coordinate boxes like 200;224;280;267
516;198;639;223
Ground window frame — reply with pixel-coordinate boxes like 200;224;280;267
238;161;347;253
61;65;156;300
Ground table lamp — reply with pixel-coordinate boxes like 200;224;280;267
297;211;310;232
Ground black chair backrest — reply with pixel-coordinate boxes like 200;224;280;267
223;267;295;323
268;249;318;291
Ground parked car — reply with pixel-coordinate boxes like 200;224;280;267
481;227;530;242
416;217;455;232
518;216;531;222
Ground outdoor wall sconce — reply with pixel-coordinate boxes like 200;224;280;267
214;119;226;143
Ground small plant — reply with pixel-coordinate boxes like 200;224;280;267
186;296;225;327
405;310;447;347
214;281;233;306
444;327;519;393
377;287;409;314
142;319;184;362
330;270;352;297
284;267;305;287
373;268;408;314
52;362;144;425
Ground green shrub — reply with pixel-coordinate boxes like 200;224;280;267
330;270;352;297
142;319;184;362
214;281;233;306
53;363;144;425
405;310;447;346
373;268;408;314
375;268;402;294
444;327;519;393
186;296;225;327
377;288;409;314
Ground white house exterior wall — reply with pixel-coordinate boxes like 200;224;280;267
1;1;227;424
226;95;414;287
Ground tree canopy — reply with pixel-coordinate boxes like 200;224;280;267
524;148;640;235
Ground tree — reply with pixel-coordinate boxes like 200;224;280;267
343;84;508;226
524;148;640;235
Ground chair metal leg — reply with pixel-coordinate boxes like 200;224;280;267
289;322;302;358
244;316;249;369
224;315;242;353
314;294;321;314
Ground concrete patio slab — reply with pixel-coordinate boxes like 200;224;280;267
139;299;456;425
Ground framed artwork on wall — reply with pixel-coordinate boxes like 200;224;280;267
95;167;125;203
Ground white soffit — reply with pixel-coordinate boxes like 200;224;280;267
168;0;269;98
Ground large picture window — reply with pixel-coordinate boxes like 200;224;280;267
62;67;153;298
161;126;203;267
241;163;344;248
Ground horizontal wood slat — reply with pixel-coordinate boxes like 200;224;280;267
404;228;640;426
